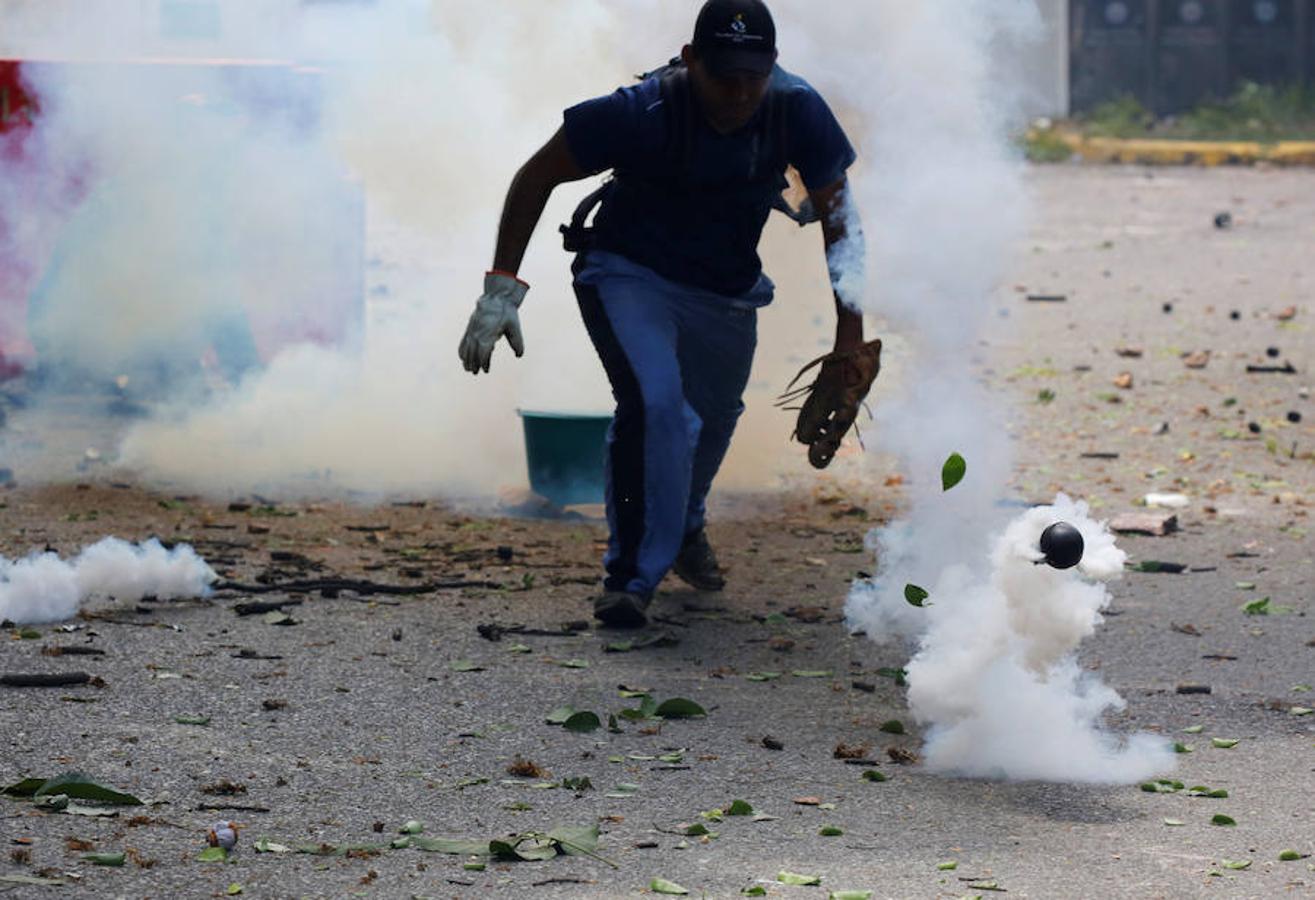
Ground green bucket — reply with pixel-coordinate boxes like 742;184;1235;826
518;410;612;506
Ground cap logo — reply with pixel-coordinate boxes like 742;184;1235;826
716;12;763;44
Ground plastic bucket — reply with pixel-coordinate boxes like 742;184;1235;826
518;410;612;506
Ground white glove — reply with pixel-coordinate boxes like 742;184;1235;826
458;271;528;374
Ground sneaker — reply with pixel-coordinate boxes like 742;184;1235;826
671;530;726;592
593;591;651;628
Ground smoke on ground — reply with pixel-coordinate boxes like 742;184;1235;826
836;4;1173;783
0;537;215;625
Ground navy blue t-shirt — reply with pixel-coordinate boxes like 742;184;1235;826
563;66;856;296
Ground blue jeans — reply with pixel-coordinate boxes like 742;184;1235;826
573;251;771;597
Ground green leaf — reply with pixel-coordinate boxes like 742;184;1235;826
450;659;484;672
1211;738;1240;749
1290;707;1313;716
409;837;490;855
506;644;532;654
84;851;126;866
1211;814;1236;826
19;628;41;639
197;846;228;862
746;672;781;682
0;875;67;886
1221;860;1251;870
1173;742;1193;753
1278;849;1302;861
399;820;425;834
879;720;906;735
563;711;601;733
545;824;600;856
942;453;967;491
604;641;634;653
253;838;292;853
226;884;243;895
743;889;767;897
655;698;707;719
2;777;48;797
875;667;908;685
861;770;888;783
1241;597;1271;616
1163;819;1186;826
174;714;211;726
1234;582;1256;590
903;584;930;608
557;658;590;669
261;610;294;626
651;878;690;895
777;871;822;886
545;706;576;725
727;800;754;816
561;777;593;791
937;861;959;870
33;772;143;806
684;822;711;836
463;862;486;872
819;825;844;836
828;893;874;900
1182;725;1205;734
390;837;412;849
791;670;834;678
618;689;652;698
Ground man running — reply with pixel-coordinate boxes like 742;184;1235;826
459;0;864;627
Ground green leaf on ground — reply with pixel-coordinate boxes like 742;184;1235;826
84;851;125;866
777;872;822;886
819;826;844;836
1211;814;1236;826
31;772;143;806
875;667;908;685
0;876;67;886
1210;738;1240;749
506;644;532;654
563;711;601;734
174;714;211;726
1163;819;1186;826
556;658;590;669
197;847;228;862
655;698;706;719
545;824;601;857
904;585;930;608
1290;707;1313;716
390;837;411;849
746;672;782;682
791;670;834;678
463;862;485;872
226;885;243;896
1241;597;1271;615
1182;724;1205;734
545;706;576;725
828;893;874;900
878;720;906;735
727;800;754;816
399;820;425;834
1234;582;1256;590
937;861;958;870
605;641;634;653
1;777;46;797
1173;742;1193;753
1278;850;1302;861
253;838;292;853
449;659;484;672
651;878;690;895
743;888;767;897
684;823;711;837
942;453;967;491
1221;860;1251;870
861;770;888;783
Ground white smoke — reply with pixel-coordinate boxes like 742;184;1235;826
0;537;216;625
831;3;1174;782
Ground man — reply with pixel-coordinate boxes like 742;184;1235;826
459;0;864;628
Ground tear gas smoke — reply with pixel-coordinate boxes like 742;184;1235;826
0;537;216;625
833;5;1174;782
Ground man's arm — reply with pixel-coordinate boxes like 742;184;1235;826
809;176;864;352
492;127;590;276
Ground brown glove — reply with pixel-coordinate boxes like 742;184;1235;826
777;339;882;469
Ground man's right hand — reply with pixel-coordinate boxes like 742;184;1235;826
458;271;529;374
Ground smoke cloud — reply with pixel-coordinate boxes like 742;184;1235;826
832;3;1174;783
0;537;215;625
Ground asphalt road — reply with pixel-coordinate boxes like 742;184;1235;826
1;165;1312;899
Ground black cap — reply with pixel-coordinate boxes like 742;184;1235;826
691;0;777;76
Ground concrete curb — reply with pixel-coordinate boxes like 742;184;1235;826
1058;133;1315;166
